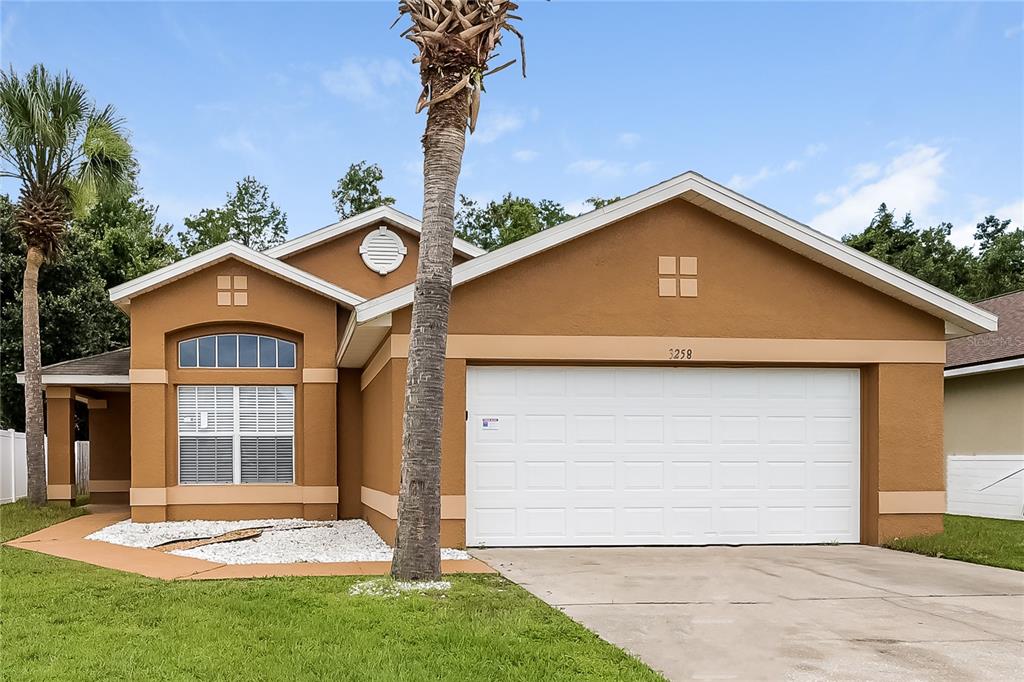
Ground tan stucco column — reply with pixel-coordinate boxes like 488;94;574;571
302;379;338;520
130;379;167;522
44;386;76;504
863;363;946;544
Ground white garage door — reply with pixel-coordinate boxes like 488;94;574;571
466;366;860;546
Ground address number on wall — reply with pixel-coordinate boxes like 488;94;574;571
668;348;694;360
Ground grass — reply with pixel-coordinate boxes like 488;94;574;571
0;501;662;682
883;514;1024;571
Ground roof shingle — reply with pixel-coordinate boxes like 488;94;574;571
946;290;1024;369
40;348;130;377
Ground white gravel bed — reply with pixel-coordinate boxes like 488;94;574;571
349;579;451;597
85;518;471;564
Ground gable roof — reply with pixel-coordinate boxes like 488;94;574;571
353;171;998;336
264;205;486;260
109;241;365;310
945;290;1023;374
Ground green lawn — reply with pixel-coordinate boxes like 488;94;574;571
0;501;662;681
883;514;1024;571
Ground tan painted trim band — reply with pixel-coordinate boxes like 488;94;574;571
360;486;466;520
130;485;339;506
45;386;73;399
129;369;168;384
47;484;73;499
302;368;338;383
376;334;946;365
89;479;130;493
878;491;947;514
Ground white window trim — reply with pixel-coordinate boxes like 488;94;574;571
178;385;295;485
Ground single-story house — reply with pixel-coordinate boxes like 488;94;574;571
944;289;1023;456
943;290;1022;520
20;172;999;547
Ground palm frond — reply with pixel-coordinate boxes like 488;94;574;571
0;64;134;253
396;1;525;131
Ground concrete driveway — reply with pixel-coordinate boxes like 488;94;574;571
474;546;1024;681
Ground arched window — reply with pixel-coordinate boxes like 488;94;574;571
178;334;297;369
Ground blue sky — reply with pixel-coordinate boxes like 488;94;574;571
2;1;1022;246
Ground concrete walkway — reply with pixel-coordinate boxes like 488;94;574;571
5;509;493;580
475;545;1024;681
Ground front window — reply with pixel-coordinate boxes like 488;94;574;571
178;334;296;369
177;385;294;484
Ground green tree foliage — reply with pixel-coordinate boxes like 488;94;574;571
0;192;176;429
455;194;572;251
332;161;396;220
585;196;622;211
843;204;1023;300
178;176;287;255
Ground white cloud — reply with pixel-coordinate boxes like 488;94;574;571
952;198;1024;247
1;10;16;46
321;58;412;107
563;199;591;216
566;159;653;180
216;129;264;162
729;142;828;191
810;144;947;237
617;132;641;149
473;111;524;144
512;149;538;162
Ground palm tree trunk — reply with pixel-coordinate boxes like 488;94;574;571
22;246;47;506
391;70;469;581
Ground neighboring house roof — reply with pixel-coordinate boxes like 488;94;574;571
15;348;130;385
109;241;365;311
945;290;1024;377
352;171;998;337
264;205;486;260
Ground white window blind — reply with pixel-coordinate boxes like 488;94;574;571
178;385;294;485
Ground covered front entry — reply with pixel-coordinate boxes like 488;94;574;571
466;366;861;546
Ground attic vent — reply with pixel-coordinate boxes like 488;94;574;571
359;226;408;275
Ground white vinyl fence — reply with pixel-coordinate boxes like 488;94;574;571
0;430;90;504
947;455;1024;521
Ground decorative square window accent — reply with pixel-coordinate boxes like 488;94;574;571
658;256;677;276
656;256;698;298
217;273;249;306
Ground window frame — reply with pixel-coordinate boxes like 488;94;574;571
177;334;297;370
177;385;295;485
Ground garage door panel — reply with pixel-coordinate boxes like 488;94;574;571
467;366;860;546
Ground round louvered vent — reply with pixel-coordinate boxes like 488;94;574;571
359;226;408;275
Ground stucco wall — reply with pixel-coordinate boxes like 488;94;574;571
280;222;468;299
87;391;131;503
944;368;1024;455
127;258;340;521
391;199;944;341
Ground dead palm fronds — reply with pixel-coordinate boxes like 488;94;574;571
396;0;525;132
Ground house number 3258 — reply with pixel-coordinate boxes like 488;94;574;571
668;348;694;360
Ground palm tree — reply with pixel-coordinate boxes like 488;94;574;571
0;65;134;505
391;1;525;580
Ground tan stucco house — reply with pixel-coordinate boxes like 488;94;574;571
944;290;1023;456
22;172;999;547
